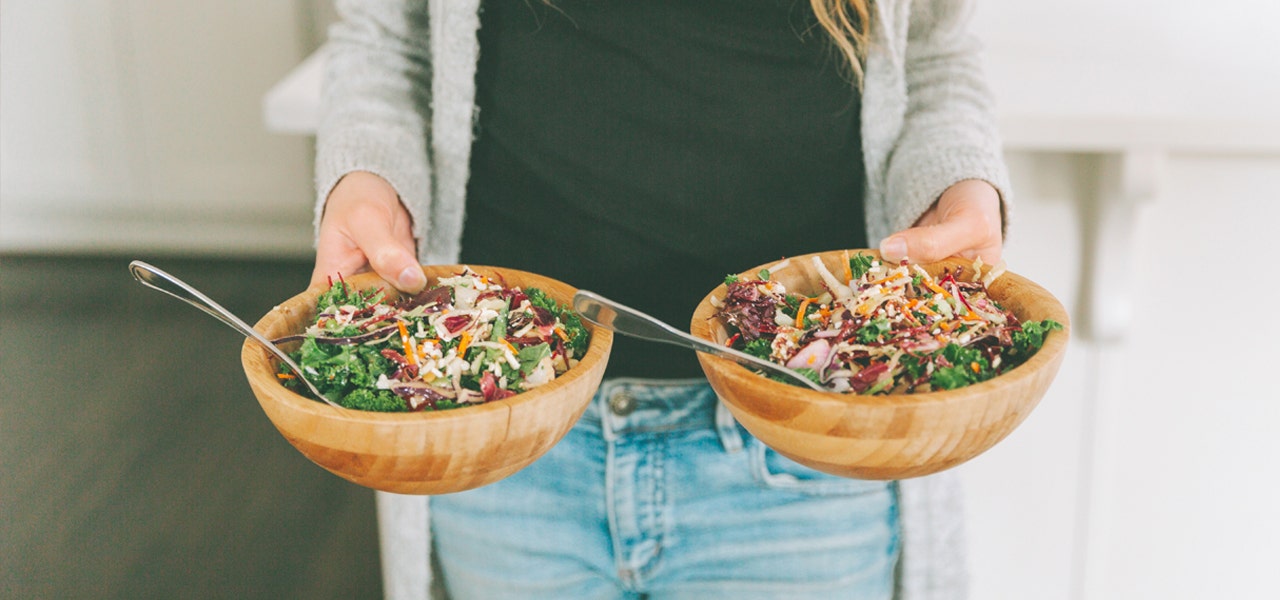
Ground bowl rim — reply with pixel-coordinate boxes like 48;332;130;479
242;264;614;424
689;248;1070;408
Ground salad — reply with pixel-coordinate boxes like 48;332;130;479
273;267;590;412
713;253;1061;395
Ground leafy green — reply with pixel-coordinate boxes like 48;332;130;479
341;388;406;412
742;338;773;360
489;297;511;341
766;366;822;386
849;253;875;279
315;281;354;311
930;365;974;390
929;343;993;390
940;342;984;368
855;317;892;343
1010;319;1063;359
783;294;803;316
561;311;590;357
866;376;893;395
288;338;394;406
525;287;559;314
315;280;383;312
526;286;590;356
518;343;552;376
900;353;926;381
323;323;362;337
757;268;771;281
793;367;822;385
724;274;740;285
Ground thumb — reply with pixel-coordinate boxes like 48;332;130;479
352;225;426;293
880;218;967;263
880;181;1003;265
312;172;426;293
880;215;998;265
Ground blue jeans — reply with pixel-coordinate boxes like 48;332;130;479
430;378;901;599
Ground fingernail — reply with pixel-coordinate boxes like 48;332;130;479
398;266;425;291
880;237;908;262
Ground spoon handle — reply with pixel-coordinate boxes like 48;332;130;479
571;290;827;392
128;260;341;408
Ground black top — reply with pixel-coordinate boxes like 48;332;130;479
461;0;866;378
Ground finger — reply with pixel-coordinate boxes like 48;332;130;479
345;209;425;293
880;209;1000;265
312;228;372;288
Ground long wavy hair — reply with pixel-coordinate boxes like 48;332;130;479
810;0;873;83
539;0;874;83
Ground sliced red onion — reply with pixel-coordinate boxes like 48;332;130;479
786;339;831;371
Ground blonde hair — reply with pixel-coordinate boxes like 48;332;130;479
537;0;874;83
809;0;873;83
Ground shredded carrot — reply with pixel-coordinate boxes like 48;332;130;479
970;362;982;373
501;338;520;356
276;373;296;380
456;332;473;358
926;280;948;296
553;327;570;342
868;273;903;287
856;300;878;317
397;321;418;365
795;297;813;328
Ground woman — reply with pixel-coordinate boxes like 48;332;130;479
313;1;1009;598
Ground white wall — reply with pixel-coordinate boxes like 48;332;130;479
0;0;319;256
960;151;1280;600
975;0;1280;121
961;2;1280;599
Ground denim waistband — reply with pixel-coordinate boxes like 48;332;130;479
581;377;745;453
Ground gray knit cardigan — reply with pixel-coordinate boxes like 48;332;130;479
315;1;1011;599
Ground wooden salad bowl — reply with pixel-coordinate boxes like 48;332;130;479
690;249;1069;480
241;265;613;495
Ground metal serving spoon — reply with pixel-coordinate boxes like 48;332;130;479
572;290;828;392
128;260;342;408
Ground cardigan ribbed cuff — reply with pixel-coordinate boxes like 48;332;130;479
884;144;1012;238
313;123;434;253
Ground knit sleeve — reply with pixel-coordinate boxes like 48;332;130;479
883;0;1012;236
314;0;434;251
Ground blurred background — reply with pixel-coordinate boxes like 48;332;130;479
2;1;1277;599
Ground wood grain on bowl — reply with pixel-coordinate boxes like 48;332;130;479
691;250;1069;480
241;265;613;495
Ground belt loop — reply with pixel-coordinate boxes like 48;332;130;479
597;380;619;442
714;396;743;453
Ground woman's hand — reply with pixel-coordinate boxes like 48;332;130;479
878;179;1004;265
312;171;427;293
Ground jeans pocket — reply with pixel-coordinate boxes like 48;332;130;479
748;436;890;496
